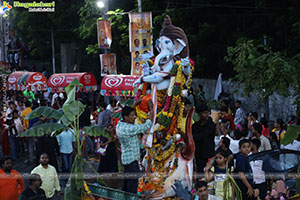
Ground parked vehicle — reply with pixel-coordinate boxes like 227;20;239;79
248;149;299;197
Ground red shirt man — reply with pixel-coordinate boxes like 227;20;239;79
0;157;24;200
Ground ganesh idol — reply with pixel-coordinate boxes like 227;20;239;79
133;15;196;199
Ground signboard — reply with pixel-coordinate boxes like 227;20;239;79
48;73;97;93
129;12;153;75
100;75;140;96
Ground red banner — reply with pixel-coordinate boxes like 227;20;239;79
47;73;97;93
100;75;140;96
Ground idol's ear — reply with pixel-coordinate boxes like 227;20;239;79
155;38;161;53
173;39;186;55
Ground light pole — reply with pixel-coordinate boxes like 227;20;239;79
96;1;104;9
97;0;111;105
97;0;108;55
51;30;55;74
138;0;142;12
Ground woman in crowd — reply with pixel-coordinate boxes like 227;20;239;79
270;118;286;149
97;124;118;174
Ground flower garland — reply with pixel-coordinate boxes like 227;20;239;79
166;114;177;140
186;58;195;89
158;61;185;127
142;146;180;191
136;107;149;123
148;142;176;163
157;89;167;107
177;101;185;131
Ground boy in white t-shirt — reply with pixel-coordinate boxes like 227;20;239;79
250;138;267;200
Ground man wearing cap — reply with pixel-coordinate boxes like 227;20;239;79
192;104;216;173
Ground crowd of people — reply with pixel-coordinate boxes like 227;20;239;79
191;95;300;200
0;84;299;200
0;90;75;199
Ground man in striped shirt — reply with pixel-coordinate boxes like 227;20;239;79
116;106;152;194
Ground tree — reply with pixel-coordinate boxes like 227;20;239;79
225;38;299;117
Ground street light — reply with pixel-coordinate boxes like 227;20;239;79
97;1;104;8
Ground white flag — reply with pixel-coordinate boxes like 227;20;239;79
214;73;222;100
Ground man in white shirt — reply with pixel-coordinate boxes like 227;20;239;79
31;153;61;199
252;123;271;152
234;100;245;126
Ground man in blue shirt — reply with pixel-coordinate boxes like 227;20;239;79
97;102;111;128
56;129;76;173
116;106;152;194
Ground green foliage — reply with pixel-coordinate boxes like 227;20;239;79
84;125;110;138
86;44;99;55
63;100;85;122
75;0;99;40
64;155;84;200
65;78;83;93
225;39;298;101
22;123;67;137
25;107;63;120
281;125;300;146
59;115;73;127
63;78;85;122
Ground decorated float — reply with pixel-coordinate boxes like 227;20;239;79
88;15;196;199
89;15;196;200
